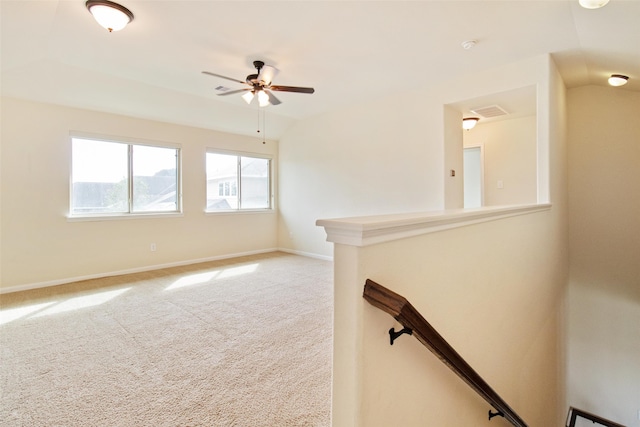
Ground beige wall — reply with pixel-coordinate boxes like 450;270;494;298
338;210;565;427
566;85;640;426
464;115;538;206
279;55;553;259
0;98;278;291
277;90;444;258
326;55;568;426
444;105;464;209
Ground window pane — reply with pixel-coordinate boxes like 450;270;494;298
132;145;178;212
206;153;238;210
72;139;128;214
240;156;270;209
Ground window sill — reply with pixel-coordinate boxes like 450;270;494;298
316;203;552;247
67;212;184;222
205;209;276;216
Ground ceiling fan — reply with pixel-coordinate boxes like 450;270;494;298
202;60;314;106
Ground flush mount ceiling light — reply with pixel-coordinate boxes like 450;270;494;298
463;117;480;130
86;0;134;32
608;74;629;87
578;0;609;9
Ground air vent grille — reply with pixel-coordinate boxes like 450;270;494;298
470;105;509;118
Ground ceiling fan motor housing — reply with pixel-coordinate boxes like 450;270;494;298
246;74;260;86
247;61;266;86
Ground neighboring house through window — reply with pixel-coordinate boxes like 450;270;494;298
206;151;271;211
218;181;237;197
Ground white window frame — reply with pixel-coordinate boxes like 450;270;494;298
205;149;274;213
69;133;182;220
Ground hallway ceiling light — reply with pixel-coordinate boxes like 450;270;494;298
608;74;629;87
463;117;479;130
578;0;610;9
86;0;134;32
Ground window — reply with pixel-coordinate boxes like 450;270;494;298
206;151;271;211
71;137;180;216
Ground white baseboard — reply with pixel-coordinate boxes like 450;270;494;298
0;248;284;295
278;247;333;262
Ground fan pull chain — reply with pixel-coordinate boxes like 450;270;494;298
262;109;266;144
257;108;261;137
256;107;266;144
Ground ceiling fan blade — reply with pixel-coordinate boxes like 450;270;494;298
258;65;279;86
265;90;281;105
202;71;247;85
270;85;315;94
217;88;251;96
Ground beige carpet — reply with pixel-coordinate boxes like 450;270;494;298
0;252;333;426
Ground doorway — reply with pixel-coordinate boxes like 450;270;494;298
464;146;484;208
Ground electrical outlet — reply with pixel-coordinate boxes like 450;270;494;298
497;180;504;189
150;243;157;252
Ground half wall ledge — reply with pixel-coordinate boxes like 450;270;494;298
316;204;552;247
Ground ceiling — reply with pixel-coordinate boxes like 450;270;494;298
2;0;639;138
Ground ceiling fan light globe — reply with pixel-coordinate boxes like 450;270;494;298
257;90;270;107
258;65;278;87
242;91;255;104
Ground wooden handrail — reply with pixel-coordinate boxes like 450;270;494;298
363;279;528;427
566;407;627;427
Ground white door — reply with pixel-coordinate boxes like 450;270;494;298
464;146;483;208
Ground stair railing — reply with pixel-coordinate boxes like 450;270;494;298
363;279;528;427
566;407;627;427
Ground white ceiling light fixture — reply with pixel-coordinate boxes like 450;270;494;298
86;0;134;32
578;0;610;9
608;74;629;87
463;117;480;130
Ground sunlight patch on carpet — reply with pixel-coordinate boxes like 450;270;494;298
166;271;220;290
166;263;259;291
30;288;130;317
0;301;57;325
217;263;258;279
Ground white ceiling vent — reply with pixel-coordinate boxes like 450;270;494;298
470;104;509;119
